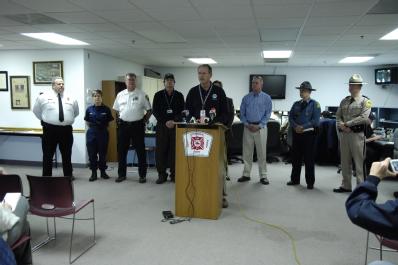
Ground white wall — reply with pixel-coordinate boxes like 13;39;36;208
153;66;398;111
0;49;86;164
0;49;145;165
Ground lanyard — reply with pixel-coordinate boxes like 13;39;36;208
164;89;174;109
198;83;213;110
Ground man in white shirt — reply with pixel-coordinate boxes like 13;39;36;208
33;77;79;178
113;73;152;183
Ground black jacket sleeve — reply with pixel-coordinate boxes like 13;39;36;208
346;175;398;240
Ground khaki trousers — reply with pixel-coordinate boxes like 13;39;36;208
242;126;268;179
339;131;365;190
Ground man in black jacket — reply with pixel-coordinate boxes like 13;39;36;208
152;73;185;183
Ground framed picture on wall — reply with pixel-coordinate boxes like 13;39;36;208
0;71;8;91
10;76;30;109
33;61;63;84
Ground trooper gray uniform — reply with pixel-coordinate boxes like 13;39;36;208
335;87;372;191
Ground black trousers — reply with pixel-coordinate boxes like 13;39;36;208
42;122;73;177
290;131;316;185
117;120;147;178
86;128;109;171
155;124;176;178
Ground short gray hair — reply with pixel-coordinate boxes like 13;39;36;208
51;76;63;85
125;73;137;79
252;76;263;82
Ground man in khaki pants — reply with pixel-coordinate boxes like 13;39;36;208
238;76;272;185
334;74;372;193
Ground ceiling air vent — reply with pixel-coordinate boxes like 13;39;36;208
264;58;289;63
3;13;64;25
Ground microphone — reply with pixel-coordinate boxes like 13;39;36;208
209;108;216;122
181;110;189;123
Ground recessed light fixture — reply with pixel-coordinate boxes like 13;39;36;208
380;28;398;40
21;32;89;45
339;56;374;64
188;58;217;64
262;50;292;58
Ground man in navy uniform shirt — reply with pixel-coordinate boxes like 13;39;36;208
346;158;398;240
84;90;114;182
152;73;185;184
287;81;321;189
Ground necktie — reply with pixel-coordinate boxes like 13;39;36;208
58;93;64;122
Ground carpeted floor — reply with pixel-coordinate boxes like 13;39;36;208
1;161;398;265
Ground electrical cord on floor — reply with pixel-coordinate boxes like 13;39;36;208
232;187;302;265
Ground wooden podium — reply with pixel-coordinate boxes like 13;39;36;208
175;123;227;220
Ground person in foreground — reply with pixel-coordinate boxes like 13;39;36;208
346;158;398;265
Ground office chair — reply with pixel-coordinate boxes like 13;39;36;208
266;120;281;163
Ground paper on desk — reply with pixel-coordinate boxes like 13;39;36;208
3;193;21;212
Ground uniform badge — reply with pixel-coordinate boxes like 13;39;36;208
212;94;217;100
316;102;320;109
133;96;138;101
167;109;173;114
365;99;372;108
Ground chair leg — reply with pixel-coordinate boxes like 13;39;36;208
32;217;56;252
69;201;96;264
365;231;369;265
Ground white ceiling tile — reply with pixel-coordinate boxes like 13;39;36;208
190;0;250;6
311;1;378;17
73;23;125;32
260;28;299;42
302;26;350;36
0;1;34;14
253;4;311;18
93;10;153;22
306;16;360;27
69;0;135;11
196;5;253;19
143;7;201;21
357;14;398;26
0;16;25;26
128;0;192;8
256;18;306;28
46;12;107;23
13;0;84;12
33;24;86;33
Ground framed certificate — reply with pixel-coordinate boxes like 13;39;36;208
0;71;8;91
10;76;30;109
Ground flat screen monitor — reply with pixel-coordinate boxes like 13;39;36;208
375;67;397;84
249;74;286;99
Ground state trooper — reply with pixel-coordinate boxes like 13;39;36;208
334;74;372;193
33;76;79;178
84;90;114;182
287;81;321;189
113;73;152;183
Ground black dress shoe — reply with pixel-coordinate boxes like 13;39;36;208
287;181;299;186
237;176;251;182
115;176;126;183
307;184;314;190
139;177;146;183
89;171;97;182
333;187;352;193
156;175;167;184
226;176;231;181
260;178;269;185
100;170;110;179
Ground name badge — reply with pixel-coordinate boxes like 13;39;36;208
200;110;206;118
167;109;173;114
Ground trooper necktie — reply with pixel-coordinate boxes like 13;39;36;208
300;101;308;110
58;93;64;122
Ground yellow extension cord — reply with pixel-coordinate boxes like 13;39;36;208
233;188;302;265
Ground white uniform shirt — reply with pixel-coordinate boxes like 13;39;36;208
33;90;79;126
113;88;151;122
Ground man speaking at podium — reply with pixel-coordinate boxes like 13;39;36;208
185;64;229;208
185;64;228;126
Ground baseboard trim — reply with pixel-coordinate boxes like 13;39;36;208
0;159;87;168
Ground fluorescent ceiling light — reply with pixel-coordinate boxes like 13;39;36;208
339;56;374;64
380;28;398;40
262;50;292;58
21;32;89;45
188;58;217;64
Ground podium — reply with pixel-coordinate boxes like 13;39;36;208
175;123;227;220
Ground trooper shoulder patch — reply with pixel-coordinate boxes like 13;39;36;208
316;102;321;109
364;99;372;108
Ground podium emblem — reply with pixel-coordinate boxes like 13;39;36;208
183;131;213;157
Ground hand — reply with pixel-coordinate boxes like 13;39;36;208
165;120;175;129
369;158;397;180
295;126;304;134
